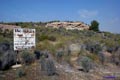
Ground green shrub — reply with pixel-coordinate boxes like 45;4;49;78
38;34;56;41
48;36;56;41
81;56;93;72
40;57;56;76
16;69;26;78
21;51;35;65
56;50;64;58
56;50;64;62
98;51;105;64
87;54;99;62
38;34;49;41
85;41;102;54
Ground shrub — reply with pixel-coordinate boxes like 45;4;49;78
84;30;96;37
34;50;41;60
48;36;56;41
67;48;71;56
38;35;56;41
21;51;35;65
38;34;49;41
106;45;118;53
40;57;56;76
42;50;49;58
87;54;98;62
56;50;64;62
85;41;102;54
80;56;93;72
111;48;120;66
98;51;105;64
16;69;26;78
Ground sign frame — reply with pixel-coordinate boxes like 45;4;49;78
13;28;36;51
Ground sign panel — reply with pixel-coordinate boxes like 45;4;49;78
14;28;35;50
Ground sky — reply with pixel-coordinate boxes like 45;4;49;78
0;0;120;33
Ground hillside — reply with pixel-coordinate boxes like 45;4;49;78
0;24;21;31
0;23;120;80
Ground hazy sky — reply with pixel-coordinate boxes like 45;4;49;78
0;0;120;33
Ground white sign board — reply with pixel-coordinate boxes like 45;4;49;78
14;28;35;50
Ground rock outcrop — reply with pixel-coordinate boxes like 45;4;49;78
46;21;89;30
0;24;21;31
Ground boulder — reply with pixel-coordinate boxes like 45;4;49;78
0;42;16;70
68;43;81;57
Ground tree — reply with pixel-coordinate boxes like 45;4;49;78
89;20;99;31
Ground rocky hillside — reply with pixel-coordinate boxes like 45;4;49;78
0;23;120;80
0;24;21;31
46;21;89;30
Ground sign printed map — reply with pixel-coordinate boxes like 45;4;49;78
14;28;35;50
